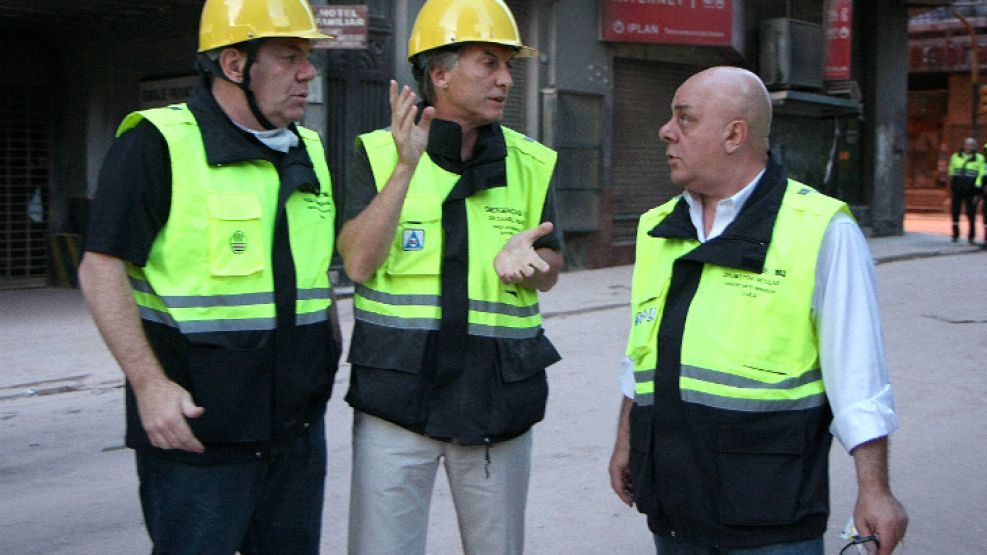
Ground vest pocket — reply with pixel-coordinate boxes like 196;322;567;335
489;332;559;435
715;418;805;526
386;196;442;276
186;345;272;443
628;405;661;516
206;192;265;277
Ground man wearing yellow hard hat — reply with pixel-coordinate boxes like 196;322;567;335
337;0;564;552
78;1;339;552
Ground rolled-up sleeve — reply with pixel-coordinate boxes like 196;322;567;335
618;356;635;399
814;212;900;451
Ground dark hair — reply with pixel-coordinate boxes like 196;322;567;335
410;44;463;106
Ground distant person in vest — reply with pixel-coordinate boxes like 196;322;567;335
77;0;339;552
948;137;983;243
607;67;908;555
336;0;564;552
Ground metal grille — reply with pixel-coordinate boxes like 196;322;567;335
611;60;697;243
0;83;50;289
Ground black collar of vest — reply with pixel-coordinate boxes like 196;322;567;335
426;117;508;202
188;79;302;167
187;80;318;195
647;151;787;274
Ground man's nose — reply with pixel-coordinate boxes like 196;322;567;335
496;63;513;89
298;58;318;81
659;120;674;143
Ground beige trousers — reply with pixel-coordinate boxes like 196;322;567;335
347;411;533;555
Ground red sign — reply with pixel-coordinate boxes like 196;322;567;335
824;0;853;80
313;5;368;50
600;0;733;46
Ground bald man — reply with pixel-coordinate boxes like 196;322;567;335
608;67;907;554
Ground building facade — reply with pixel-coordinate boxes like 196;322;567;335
0;0;938;288
906;4;987;212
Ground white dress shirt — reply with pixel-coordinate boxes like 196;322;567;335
618;172;899;452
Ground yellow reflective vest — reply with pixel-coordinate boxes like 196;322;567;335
118;105;335;333
353;127;555;339
624;168;851;546
346;125;560;444
627;179;848;410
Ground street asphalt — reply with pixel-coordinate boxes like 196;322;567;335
0;216;984;554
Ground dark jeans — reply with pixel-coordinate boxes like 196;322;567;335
654;535;824;555
135;419;326;555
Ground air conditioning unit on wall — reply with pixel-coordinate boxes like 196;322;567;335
759;18;824;91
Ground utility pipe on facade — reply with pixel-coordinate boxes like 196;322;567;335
952;8;979;137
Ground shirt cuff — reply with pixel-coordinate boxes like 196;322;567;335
618;356;635;399
829;384;900;451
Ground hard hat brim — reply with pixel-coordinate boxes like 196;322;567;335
407;42;538;62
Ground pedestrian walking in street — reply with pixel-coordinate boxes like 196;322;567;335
336;0;564;552
607;66;908;555
949;137;983;243
77;0;340;552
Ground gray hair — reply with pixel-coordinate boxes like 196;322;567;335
411;45;462;105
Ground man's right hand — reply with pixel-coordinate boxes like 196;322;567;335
609;437;635;507
134;377;205;453
389;80;433;168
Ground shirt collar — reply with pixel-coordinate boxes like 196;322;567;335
682;168;766;242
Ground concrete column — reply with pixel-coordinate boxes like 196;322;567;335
865;1;908;236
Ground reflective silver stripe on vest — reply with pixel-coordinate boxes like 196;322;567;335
634;369;653;385
131;278;330;308
467;323;541;339
468;300;540;318
354;308;441;330
682;389;826;412
680;364;825;412
297;287;333;301
355;284;440;307
682;365;822;390
131;276;274;308
137;306;277;333
297;310;329;326
634;392;654;407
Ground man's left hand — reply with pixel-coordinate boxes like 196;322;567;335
494;222;554;285
853;488;908;554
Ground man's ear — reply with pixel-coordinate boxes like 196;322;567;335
724;120;748;154
218;47;246;84
429;64;449;94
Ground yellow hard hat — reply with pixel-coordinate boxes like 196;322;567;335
407;0;537;61
198;0;332;53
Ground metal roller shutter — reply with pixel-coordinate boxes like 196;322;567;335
611;60;697;243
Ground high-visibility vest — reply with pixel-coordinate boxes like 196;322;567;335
949;151;984;179
627;180;849;410
117;104;335;333
353;126;556;339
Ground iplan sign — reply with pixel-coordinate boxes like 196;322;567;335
601;0;734;46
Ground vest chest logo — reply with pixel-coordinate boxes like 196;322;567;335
634;307;656;326
230;230;248;255
303;191;333;220
721;268;787;299
483;205;526;236
403;228;424;251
